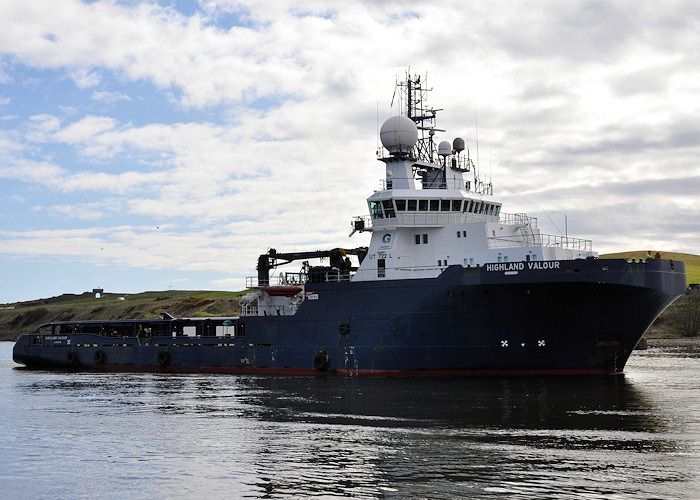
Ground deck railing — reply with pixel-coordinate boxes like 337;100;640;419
488;233;593;251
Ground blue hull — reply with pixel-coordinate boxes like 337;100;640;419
12;259;686;375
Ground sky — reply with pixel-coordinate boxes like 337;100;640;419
1;0;699;303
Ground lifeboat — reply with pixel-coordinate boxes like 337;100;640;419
260;285;303;297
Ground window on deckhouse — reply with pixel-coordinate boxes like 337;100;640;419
370;201;383;219
382;200;395;218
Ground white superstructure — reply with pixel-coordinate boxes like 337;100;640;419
351;72;595;282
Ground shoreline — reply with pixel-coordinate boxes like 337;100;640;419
644;337;700;348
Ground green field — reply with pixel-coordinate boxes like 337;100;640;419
600;251;700;286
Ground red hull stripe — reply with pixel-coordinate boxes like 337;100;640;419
84;364;621;376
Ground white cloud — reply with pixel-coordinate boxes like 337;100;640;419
70;67;101;88
54;115;119;143
0;0;699;302
0;159;68;187
91;90;131;103
45;202;109;221
25;114;62;141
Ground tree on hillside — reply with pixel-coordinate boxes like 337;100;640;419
667;290;700;337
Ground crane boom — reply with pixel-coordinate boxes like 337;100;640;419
257;247;368;285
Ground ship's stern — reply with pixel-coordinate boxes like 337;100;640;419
12;334;33;366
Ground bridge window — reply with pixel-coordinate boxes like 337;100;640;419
440;200;450;211
430;199;439;211
370;201;383;219
396;199;406;211
382;200;395;218
407;199;417;211
452;200;462;211
418;199;429;211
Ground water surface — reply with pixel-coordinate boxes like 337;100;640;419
1;342;698;499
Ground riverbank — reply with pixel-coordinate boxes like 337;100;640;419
645;337;700;349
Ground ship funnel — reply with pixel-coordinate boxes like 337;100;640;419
453;137;465;153
380;116;418;155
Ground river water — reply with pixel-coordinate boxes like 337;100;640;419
1;341;698;499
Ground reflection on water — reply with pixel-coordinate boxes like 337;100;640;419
1;342;698;499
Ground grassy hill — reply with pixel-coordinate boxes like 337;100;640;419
0;290;247;341
600;251;700;286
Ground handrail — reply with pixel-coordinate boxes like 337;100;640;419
354;212;539;230
488;233;593;251
499;212;538;228
246;271;353;288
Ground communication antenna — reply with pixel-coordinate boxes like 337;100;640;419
474;107;480;174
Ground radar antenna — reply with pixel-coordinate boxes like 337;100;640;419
395;70;445;164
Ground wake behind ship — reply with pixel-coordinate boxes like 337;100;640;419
13;73;686;375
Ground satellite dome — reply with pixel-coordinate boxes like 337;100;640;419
380;116;418;154
453;137;465;153
438;141;452;156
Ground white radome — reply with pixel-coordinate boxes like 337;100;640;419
380;115;418;154
438;140;452;156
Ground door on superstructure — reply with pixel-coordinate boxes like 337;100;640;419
378;258;386;278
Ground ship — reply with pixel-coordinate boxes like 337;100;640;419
13;72;687;375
